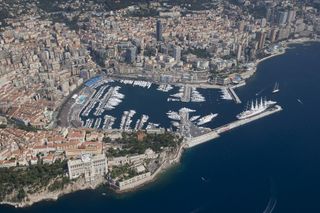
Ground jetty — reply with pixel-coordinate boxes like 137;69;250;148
227;86;242;104
181;85;192;102
185;105;282;148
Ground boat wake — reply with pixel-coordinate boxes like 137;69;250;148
262;197;277;213
263;177;277;213
189;206;204;213
201;176;207;182
256;88;266;96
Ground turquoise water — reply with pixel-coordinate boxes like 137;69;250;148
2;42;320;212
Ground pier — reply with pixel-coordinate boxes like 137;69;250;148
185;105;282;148
227;87;242;104
181;85;191;102
186;131;220;148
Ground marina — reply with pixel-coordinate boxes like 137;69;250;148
70;76;283;155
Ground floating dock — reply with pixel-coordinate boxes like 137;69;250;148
186;105;282;148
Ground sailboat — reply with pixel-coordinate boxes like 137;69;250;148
272;82;280;93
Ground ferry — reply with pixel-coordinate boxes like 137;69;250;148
237;98;277;120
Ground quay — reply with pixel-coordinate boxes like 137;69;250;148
227;87;242;104
185;105;282;148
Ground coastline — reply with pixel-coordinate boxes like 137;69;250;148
239;37;320;81
0;177;106;208
0;144;185;208
1;37;319;209
257;38;320;65
110;142;186;194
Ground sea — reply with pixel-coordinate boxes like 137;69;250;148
1;42;320;213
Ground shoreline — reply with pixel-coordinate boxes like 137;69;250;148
239;37;320;82
0;144;185;209
1;37;318;209
112;144;185;194
0;177;107;208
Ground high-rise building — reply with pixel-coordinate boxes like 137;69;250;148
257;32;266;49
237;44;242;61
270;28;279;43
156;20;162;42
173;46;181;62
261;18;267;28
126;46;137;64
278;11;288;25
238;21;245;33
287;10;296;24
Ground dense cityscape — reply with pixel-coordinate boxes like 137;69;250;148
0;0;320;208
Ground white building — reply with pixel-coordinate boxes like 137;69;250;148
117;172;151;191
67;154;108;182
